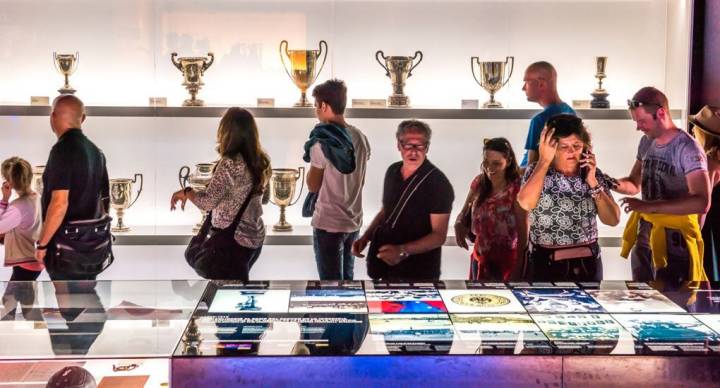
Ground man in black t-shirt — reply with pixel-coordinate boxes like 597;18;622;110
35;95;110;280
352;120;454;281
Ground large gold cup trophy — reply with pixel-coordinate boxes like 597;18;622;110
375;50;423;108
53;52;79;94
279;40;328;107
269;168;305;232
179;163;216;232
171;52;215;106
110;174;143;232
470;56;514;108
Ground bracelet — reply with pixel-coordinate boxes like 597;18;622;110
589;184;603;199
183;187;193;194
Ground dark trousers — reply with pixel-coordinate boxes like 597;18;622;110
313;228;358;280
529;243;602;282
632;244;690;284
2;266;42;320
214;245;263;282
45;246;98;281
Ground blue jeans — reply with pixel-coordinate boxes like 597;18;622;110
313;228;358;280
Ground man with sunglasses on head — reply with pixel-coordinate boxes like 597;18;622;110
611;86;710;282
352;120;454;281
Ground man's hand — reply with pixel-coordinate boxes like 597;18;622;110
377;244;404;266
35;248;46;263
619;197;650;213
352;235;370;258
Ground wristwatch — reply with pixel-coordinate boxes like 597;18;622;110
35;242;48;250
399;245;409;259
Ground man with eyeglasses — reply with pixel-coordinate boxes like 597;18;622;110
611;86;710;282
352;120;454;281
520;61;575;168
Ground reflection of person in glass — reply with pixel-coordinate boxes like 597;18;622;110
47;281;107;356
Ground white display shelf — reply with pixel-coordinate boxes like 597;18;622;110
112;224;622;247
0;105;681;120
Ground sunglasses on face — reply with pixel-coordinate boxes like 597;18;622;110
400;142;428;151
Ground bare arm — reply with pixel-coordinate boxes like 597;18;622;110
352;208;386;257
526;150;539;166
307;166;324;193
620;170;711;215
453;180;479;250
376;213;451;265
38;190;69;246
594;190;621;226
517;161;550;211
612;159;642;195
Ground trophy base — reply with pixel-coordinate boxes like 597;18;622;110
590;91;610;109
111;225;130;233
58;87;76;95
293;101;312;108
272;223;293;232
388;95;410;108
483;100;503;108
183;99;205;107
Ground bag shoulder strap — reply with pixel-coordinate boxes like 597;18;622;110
227;187;256;230
383;167;437;229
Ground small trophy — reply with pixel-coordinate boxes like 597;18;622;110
110;174;143;232
171;52;215;106
53;52;79;94
269;168;305;232
375;50;423;108
590;56;610;109
179;163;215;232
470;56;514;108
279;40;328;107
32;165;45;194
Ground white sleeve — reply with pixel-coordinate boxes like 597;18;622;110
309;143;327;169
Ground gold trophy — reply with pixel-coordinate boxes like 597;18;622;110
110;174;143;232
470;56;514;108
279;40;328;107
179;163;216;232
171;52;215;106
53;52;79;94
269;167;305;232
375;50;423;108
32;166;45;194
590;56;610;108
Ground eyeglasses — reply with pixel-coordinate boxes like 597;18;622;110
400;142;428;151
627;99;662;109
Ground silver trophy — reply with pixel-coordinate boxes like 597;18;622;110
375;50;423;108
32;165;44;194
110;174;143;232
590;56;610;108
179;163;215;232
470;56;514;108
269;168;305;232
171;52;215;106
53;52;79;94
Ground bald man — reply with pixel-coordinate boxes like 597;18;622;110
35;95;110;280
520;61;575;167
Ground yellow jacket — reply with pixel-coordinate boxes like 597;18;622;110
621;212;707;281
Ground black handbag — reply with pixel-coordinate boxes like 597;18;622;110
50;199;114;277
184;190;254;279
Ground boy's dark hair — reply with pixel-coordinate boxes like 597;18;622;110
312;79;347;115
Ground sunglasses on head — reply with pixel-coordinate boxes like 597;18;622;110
627;99;662;109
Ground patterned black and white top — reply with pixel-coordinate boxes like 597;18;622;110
522;163;613;247
195;156;265;249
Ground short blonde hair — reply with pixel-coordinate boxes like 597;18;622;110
1;157;33;195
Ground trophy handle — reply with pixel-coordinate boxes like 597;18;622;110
311;40;328;85
470;57;483;87
375;50;390;77
72;51;79;73
171;52;183;71
289;166;306;206
178;165;190;189
52;52;59;73
407;50;423;78
502;56;515;87
202;52;214;73
279;40;295;84
128;173;143;209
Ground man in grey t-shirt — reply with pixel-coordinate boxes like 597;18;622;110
611;87;710;282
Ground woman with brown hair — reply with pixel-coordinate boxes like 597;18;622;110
455;137;527;281
171;108;272;280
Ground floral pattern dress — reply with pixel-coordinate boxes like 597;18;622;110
469;176;521;281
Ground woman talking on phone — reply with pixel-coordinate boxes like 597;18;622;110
517;114;620;282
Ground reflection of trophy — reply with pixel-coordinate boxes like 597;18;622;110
110;174;143;232
269;168;305;232
590;56;610;109
181;317;203;356
375;50;423;108
32;165;44;194
53;52;79;94
279;40;328;107
179;163;215;232
171;52;215;106
470;56;514;108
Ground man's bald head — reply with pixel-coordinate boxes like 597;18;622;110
525;61;557;85
50;94;85;136
522;61;561;106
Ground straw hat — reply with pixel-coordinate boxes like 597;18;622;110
689;105;720;137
